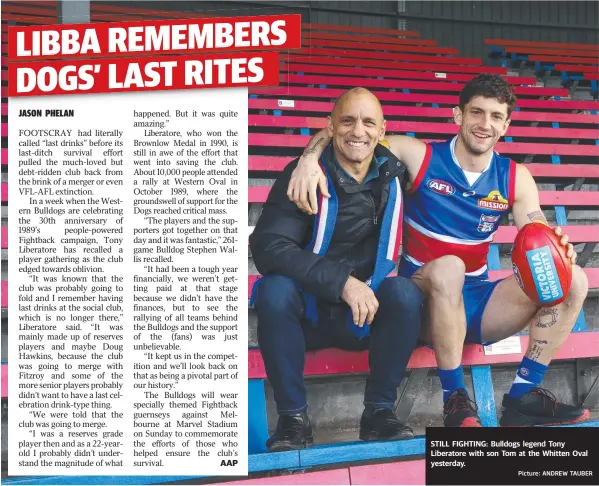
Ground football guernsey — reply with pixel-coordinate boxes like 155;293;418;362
401;136;516;280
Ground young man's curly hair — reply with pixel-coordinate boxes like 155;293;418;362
459;74;517;118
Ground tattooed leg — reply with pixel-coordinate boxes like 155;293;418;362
533;308;558;329
527;295;581;365
480;266;588;364
526;338;549;361
499;269;591;422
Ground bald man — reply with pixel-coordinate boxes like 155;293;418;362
250;88;424;451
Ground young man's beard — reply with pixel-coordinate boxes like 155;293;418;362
462;128;495;156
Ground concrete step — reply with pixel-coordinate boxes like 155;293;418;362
256;361;599;447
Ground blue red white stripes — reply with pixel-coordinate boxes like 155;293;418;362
312;193;330;254
508;160;517;207
403;217;492;275
386;177;403;262
306;153;406;338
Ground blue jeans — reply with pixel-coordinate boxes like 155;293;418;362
255;275;424;415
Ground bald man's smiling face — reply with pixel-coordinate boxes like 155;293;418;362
327;91;386;170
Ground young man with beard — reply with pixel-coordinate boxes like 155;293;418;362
250;88;424;451
287;75;589;427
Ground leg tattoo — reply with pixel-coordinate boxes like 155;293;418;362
534;308;558;329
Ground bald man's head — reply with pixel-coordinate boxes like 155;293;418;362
331;87;384;122
327;87;386;170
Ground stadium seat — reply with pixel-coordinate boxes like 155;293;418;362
484;38;598;98
555;64;598;73
302;23;420;38
249;98;599;123
285;54;508;75
501;47;598;58
484;39;599;52
301;38;458;55
264;74;569;97
284;47;483;66
280;62;536;85
250;85;599;111
248;115;597;139
527;55;598;66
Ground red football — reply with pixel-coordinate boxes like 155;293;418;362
511;222;572;307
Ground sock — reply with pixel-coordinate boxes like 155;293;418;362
508;356;548;399
438;366;466;402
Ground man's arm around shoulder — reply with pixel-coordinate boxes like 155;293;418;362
385;134;428;185
288;129;429;213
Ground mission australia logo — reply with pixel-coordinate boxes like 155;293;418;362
478;190;508;211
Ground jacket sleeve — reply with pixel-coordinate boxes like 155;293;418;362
249;161;354;303
377;143;410;190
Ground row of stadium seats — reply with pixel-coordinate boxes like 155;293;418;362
485;37;598;97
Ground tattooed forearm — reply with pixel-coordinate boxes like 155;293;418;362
301;137;324;157
534;308;558;329
533;339;548;344
526;343;543;361
527;210;548;225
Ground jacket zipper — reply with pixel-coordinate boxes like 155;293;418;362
369;194;378;225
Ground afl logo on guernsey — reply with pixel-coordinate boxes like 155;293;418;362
478;190;508;211
427;179;455;196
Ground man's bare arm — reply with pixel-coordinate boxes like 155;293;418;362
511;164;576;264
385;135;428;184
302;132;327;158
525;210;548;225
287;129;331;215
511;165;547;231
287;130;428;214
